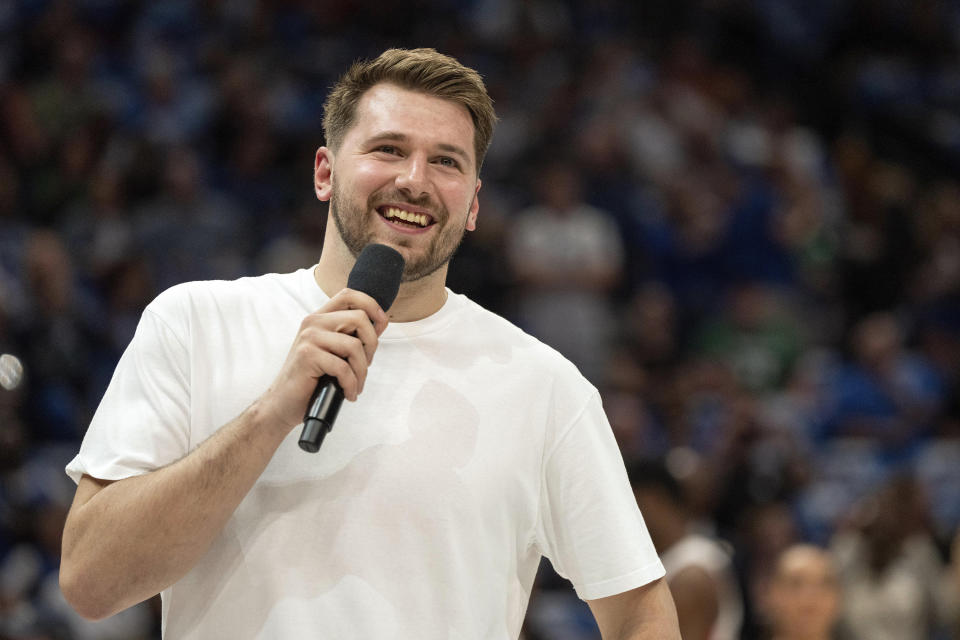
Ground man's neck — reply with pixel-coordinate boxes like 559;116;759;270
313;241;449;323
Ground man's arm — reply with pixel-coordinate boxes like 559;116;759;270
60;289;387;621
587;578;681;640
61;404;292;620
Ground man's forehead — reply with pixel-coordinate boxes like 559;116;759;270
350;84;476;157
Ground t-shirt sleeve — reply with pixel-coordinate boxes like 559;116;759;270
535;390;665;601
65;303;191;484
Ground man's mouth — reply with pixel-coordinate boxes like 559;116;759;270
378;206;435;229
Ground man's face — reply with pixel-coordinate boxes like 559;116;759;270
316;83;481;282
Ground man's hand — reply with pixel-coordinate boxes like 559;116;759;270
257;288;388;431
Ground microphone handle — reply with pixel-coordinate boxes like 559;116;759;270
298;375;345;452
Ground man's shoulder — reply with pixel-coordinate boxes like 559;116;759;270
452;292;588;381
146;270;308;322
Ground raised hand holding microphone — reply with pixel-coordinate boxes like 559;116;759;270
300;244;404;452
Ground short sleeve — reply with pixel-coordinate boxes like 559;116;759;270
65;304;191;484
535;391;665;600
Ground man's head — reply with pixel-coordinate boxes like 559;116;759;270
314;49;496;284
322;48;496;176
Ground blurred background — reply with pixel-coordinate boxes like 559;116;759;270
0;0;959;638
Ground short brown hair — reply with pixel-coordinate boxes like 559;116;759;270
322;48;496;174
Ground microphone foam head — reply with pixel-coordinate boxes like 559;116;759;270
347;244;405;311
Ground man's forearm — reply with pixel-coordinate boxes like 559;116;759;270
589;578;681;640
617;613;683;640
60;399;289;620
614;596;682;640
616;589;682;640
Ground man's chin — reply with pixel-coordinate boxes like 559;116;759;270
400;253;457;283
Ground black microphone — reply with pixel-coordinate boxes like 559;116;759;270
299;244;405;453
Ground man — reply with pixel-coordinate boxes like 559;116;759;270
630;460;743;640
59;48;679;638
764;544;840;640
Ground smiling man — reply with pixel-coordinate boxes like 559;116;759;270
59;48;679;639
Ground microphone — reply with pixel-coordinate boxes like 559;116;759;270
298;244;404;453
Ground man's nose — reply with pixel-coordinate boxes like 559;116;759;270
395;155;430;199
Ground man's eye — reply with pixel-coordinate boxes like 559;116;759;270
377;145;398;154
437;157;458;168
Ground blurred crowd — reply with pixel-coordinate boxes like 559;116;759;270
1;1;959;638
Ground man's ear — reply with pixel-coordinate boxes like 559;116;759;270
314;147;333;201
466;178;481;231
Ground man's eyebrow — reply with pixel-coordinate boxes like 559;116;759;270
365;131;409;145
436;143;471;164
365;132;472;164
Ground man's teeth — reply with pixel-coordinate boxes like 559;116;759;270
382;207;429;227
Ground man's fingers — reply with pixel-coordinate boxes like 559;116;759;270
352;316;379;364
264;287;390;424
313;351;360;401
301;307;381;362
320;289;388;335
302;330;369;399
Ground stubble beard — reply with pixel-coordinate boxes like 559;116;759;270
330;182;470;283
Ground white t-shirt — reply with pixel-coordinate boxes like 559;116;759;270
66;267;664;639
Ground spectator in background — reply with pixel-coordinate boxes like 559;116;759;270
621;281;682;374
835;144;921;323
736;501;803;639
694;281;806;394
913;180;960;306
15;230;111;443
630;459;744;640
948;530;960;639
59;167;134;284
761;544;840;640
767;127;842;303
96;257;156;357
507;160;624;383
831;474;950;640
135;47;213;147
133;146;251;291
0;154;30;337
824;311;945;458
255;201;327;276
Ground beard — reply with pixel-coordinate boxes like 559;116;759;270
330;182;470;282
